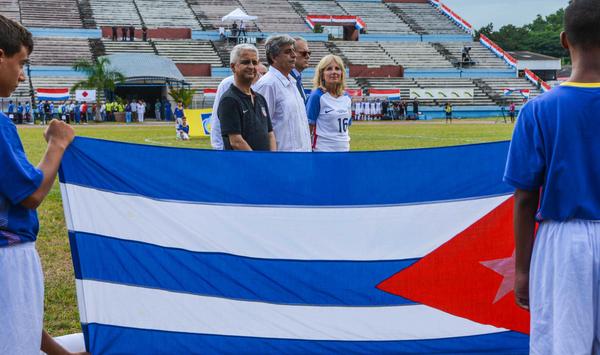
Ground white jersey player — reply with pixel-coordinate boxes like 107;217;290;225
306;88;352;152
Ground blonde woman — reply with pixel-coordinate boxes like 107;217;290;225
306;54;352;152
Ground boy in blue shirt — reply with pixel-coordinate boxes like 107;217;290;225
0;15;83;355
504;1;600;353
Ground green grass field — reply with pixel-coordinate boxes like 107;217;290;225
16;119;515;335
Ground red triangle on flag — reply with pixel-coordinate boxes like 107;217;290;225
378;196;530;334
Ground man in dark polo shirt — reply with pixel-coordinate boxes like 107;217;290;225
218;44;276;151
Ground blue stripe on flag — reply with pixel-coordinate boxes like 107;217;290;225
70;232;417;306
59;137;512;206
85;324;529;355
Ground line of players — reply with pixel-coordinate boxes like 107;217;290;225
352;98;413;121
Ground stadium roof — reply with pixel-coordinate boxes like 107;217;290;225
102;53;186;83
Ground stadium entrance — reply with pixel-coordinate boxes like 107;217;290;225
115;84;165;119
104;53;189;119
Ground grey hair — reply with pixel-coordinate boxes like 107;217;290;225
293;36;307;44
264;34;295;65
230;43;259;64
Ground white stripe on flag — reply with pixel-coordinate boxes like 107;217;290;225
78;280;506;341
62;184;510;261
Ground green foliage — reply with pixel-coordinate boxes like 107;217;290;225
168;87;196;108
71;57;126;99
313;24;324;33
475;8;569;61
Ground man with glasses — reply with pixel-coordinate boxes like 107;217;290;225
291;37;311;103
254;35;311;152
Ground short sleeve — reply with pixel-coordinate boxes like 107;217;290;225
253;79;276;119
0;124;43;204
218;96;243;136
503;103;545;191
306;89;322;124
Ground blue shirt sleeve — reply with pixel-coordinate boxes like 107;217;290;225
503;103;545;191
0;123;43;204
306;88;323;125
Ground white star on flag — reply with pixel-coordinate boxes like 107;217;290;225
480;251;516;304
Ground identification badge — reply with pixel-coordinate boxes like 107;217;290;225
261;106;267;117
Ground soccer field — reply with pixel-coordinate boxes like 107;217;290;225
17;119;515;335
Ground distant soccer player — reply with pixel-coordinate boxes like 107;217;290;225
306;55;351;152
504;1;600;354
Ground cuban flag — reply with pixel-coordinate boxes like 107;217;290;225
59;138;529;354
36;88;70;101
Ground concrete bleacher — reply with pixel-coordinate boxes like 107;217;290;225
378;42;453;69
361;77;495;106
0;0;21;22
19;0;83;28
30;37;93;66
236;0;309;32
438;42;511;69
31;76;87;101
101;39;156;55
387;2;465;35
330;41;395;66
337;1;414;34
291;0;348;16
153;40;222;65
481;77;542;104
187;0;259;32
135;0;201;29
87;0;142;27
416;78;495;106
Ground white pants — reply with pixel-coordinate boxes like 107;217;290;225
0;242;44;355
530;220;600;355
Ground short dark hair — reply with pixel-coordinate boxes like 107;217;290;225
0;15;33;57
564;0;600;49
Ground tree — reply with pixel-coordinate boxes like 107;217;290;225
71;57;125;102
474;8;568;62
168;87;196;108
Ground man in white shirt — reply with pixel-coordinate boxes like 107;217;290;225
253;35;311;152
137;100;145;122
210;61;267;150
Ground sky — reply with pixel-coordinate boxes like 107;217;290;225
440;0;569;30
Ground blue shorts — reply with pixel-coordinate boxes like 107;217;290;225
0;242;44;354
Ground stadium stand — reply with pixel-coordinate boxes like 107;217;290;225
387;2;465;35
236;0;310;32
187;0;259;32
19;0;84;28
359;77;495;106
135;0;202;29
291;0;348;16
31;76;87;100
480;77;543;104
337;1;414;34
0;0;21;22
86;0;142;27
436;42;511;69
330;41;396;66
153;40;222;66
378;42;454;69
101;39;156;55
29;37;93;66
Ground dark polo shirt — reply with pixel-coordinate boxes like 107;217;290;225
218;84;273;151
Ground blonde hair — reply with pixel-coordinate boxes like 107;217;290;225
312;54;346;97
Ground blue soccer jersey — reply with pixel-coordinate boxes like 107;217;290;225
306;88;351;152
504;83;600;221
0;113;43;246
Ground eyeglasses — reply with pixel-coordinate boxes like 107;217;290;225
297;51;311;58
